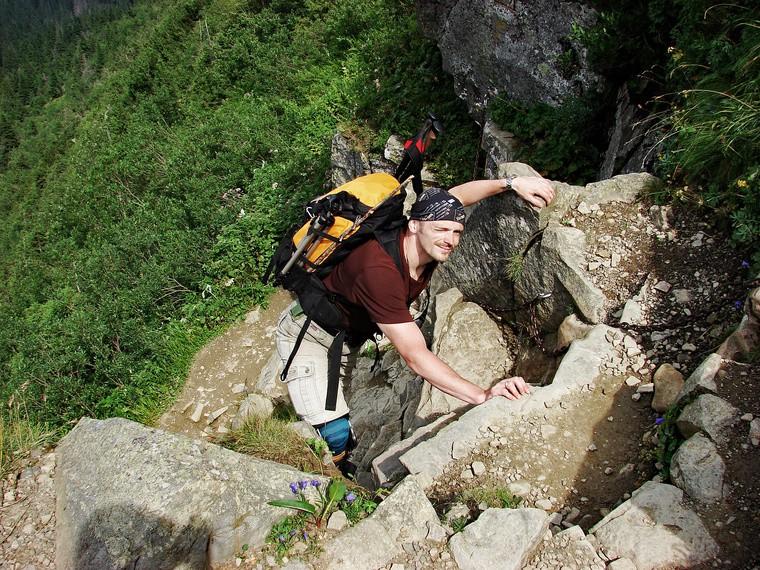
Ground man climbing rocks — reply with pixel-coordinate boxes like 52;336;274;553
275;175;555;469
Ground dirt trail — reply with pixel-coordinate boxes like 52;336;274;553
158;290;293;439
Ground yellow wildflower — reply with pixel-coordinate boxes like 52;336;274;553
737;179;748;188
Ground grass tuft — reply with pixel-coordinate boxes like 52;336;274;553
219;414;334;475
0;404;58;479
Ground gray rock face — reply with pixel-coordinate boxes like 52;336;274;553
437;167;654;336
651;363;684;413
482;119;517;179
347;352;422;483
415;300;513;425
599;84;660;179
516;225;606;331
371;413;454;488
676;394;740;445
449;508;548;570
416;0;599;115
670;433;726;503
55;418;321;569
316;476;446;570
590;481;718;569
331;132;370;188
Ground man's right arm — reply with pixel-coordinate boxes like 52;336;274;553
377;321;530;403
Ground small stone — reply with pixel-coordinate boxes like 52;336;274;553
189;403;205;423
461;468;474;480
207;406;229;425
654;281;672;293
577;201;592;215
741;413;754;422
231;384;246;394
611;253;621;267
452;440;469;460
536;499;553;510
604;467;614;475
750;419;760;446
587;443;598;452
607;416;614;422
471;461;486;476
327;510;348;531
631;393;642;401
637;383;654;393
682;343;697;352
588;262;602;271
625;376;641;387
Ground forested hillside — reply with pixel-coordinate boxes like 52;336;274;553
0;0;477;437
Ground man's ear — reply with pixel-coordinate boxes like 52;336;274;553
407;219;419;234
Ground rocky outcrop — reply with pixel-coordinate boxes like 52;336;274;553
590;481;718;569
55;417;321;569
670;433;726;503
448;508;548;569
316;476;448;570
414;296;514;426
439;163;660;334
416;0;600;116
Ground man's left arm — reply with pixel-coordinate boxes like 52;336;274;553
449;176;555;208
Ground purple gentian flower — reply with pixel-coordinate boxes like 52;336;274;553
289;482;298;494
735;300;744;310
741;260;750;269
298;480;308;490
310;479;321;487
655;417;665;425
303;531;309;540
345;492;356;503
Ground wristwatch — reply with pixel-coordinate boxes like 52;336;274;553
502;175;515;191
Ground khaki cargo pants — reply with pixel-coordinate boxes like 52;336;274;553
275;301;358;426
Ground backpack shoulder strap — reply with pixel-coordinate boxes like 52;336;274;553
374;226;405;275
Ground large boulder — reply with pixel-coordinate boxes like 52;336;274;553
516;224;606;332
670;433;726;503
676;394;740;445
315;476;447;570
55;417;321;569
416;0;600;115
590;481;718;569
414;299;514;425
448;508;548;570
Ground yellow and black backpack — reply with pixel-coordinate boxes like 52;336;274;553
264;173;414;409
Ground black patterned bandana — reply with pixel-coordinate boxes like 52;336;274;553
409;187;466;225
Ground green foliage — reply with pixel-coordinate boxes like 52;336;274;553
505;252;525;282
489;95;607;184
269;478;347;528
655;397;692;479
266;513;312;561
450;516;468;533
0;0;476;433
460;486;522;510
0;403;59;479
338;488;378;524
657;1;760;249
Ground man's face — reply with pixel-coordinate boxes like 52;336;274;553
412;219;464;262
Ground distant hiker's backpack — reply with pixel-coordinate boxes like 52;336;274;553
264;173;413;411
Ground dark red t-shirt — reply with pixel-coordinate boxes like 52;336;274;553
323;230;432;338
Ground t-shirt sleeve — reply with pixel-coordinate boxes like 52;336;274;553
351;263;414;325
